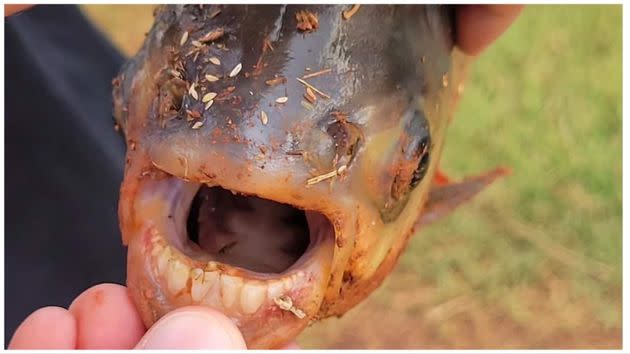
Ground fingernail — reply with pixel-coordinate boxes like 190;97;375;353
137;310;246;349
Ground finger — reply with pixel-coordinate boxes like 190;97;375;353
8;306;77;349
136;306;247;349
281;341;301;349
4;4;33;17
456;5;524;56
68;283;145;349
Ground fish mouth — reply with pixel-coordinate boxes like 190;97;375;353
126;172;336;345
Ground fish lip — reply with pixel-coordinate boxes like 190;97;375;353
124;170;337;345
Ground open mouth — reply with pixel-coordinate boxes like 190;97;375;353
129;173;336;321
185;185;313;274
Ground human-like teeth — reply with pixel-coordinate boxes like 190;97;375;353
190;268;218;301
240;282;266;314
267;281;285;301
149;234;314;316
156;247;172;274
167;259;190;293
220;274;243;308
283;276;294;291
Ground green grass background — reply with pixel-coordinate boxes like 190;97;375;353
83;4;622;348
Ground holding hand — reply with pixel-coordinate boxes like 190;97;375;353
9;284;249;349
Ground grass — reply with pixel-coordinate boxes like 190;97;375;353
82;4;622;348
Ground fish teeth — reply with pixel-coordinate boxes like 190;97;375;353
220;274;242;309
191;269;218;302
167;259;189;294
267;281;285;301
150;240;307;315
283;276;294;291
156;247;172;274
240;282;266;314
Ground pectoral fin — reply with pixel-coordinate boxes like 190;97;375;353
417;167;511;227
433;168;452;186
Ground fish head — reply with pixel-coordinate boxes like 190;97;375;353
113;4;493;348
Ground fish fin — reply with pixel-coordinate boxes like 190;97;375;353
433;168;452;186
417;167;511;228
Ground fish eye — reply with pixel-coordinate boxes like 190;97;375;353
391;109;432;199
381;108;432;222
409;134;431;188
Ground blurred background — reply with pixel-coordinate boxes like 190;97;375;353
82;5;621;349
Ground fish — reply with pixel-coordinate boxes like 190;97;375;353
112;4;508;349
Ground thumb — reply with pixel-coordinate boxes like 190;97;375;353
136;307;247;349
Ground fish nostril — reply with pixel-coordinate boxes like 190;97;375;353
157;76;188;127
326;111;363;167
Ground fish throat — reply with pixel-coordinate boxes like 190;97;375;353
185;185;315;274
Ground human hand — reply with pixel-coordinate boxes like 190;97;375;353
9;283;299;349
455;5;524;56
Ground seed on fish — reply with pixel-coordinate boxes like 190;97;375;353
442;74;449;88
260;111;268;125
180;31;189;46
273;295;306;319
191;40;204;48
296;78;330;99
170;69;182;78
276;96;288;104
342;4;361;20
185;48;198;58
209;57;221;65
205;74;220;82
274;295;292;311
304;87;317;104
202;92;217;102
228;63;242;78
263;38;274;52
265;76;287;86
204;100;214;110
302;68;331;79
192;121;204;129
210;9;221;19
199;28;224;42
188;83;199;100
306;164;348;185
